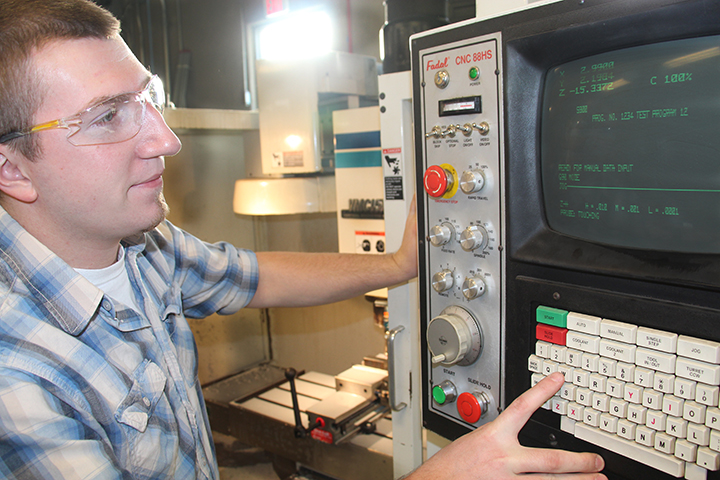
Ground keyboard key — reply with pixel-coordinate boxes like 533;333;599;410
684;401;707;425
535;340;552;358
688;423;711;446
646;410;666;431
617;419;636;440
697;384;720;407
606;378;624;398
528;354;543;373
599;338;636;363
676;357;720;386
601;319;638;343
677;335;720;364
552;397;569;415
558;364;573;382
707;408;720;431
711;429;720;451
599;413;618;433
627;404;647;424
537;323;568;345
573;370;590;388
636;347;676;374
576;388;593;407
542;359;559;376
584;408;601;427
588;373;606;393
565;348;583;367
616;362;635;382
697;446;720;470
567;402;584;421
654;432;675;455
662;395;684;417
636;326;678;353
560;383;577;401
624;383;643;404
642;389;663;410
609;398;628;418
665;416;688;438
593;393;610;412
582;353;600;372
566;331;600;354
685;462;709;480
598;357;617;377
574;423;684;477
536;306;568;327
653;372;675;394
634;367;654;388
550;345;567;363
636;425;656;447
673;438;697;461
566;312;601;335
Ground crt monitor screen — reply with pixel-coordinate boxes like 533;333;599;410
541;34;720;254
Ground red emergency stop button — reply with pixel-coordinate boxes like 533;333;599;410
424;165;453;197
457;392;484;423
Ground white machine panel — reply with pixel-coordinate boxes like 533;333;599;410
417;33;505;429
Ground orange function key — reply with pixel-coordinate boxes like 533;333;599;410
536;323;569;345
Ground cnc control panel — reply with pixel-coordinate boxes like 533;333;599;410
416;33;505;434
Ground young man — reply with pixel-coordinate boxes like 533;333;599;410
0;1;605;479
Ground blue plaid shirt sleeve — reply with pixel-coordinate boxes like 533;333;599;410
0;211;259;480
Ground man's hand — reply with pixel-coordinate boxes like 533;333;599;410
408;373;606;479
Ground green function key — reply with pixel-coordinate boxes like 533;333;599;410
536;306;568;328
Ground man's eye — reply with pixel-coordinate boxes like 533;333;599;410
88;106;118;126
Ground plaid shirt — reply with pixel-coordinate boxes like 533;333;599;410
0;208;258;479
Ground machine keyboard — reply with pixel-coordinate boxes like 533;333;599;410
529;306;720;480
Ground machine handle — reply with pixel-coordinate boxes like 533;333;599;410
387;325;407;411
285;368;322;438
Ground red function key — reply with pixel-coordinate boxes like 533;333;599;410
536;323;568;345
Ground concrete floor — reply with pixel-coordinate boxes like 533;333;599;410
214;431;281;480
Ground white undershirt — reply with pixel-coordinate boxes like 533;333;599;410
74;246;141;312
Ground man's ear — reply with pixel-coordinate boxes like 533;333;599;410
0;151;37;203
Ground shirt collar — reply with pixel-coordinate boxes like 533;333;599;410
0;206;104;335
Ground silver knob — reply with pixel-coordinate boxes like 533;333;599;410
428;223;454;247
473;122;490;135
462;276;487;300
425;126;442;139
434;70;449;89
431;269;454;293
460;170;486;194
460;225;489;252
456;123;473;136
427;306;483;366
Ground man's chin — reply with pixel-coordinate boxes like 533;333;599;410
141;195;170;234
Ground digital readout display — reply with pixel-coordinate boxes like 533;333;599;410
439;96;482;117
541;35;720;253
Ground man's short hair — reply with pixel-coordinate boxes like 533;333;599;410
0;0;120;160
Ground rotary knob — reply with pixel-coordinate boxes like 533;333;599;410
460;225;489;252
462;275;487;300
434;70;450;89
459;169;486;194
423;165;455;198
428;223;454;247
427;306;483;366
431;269;454;293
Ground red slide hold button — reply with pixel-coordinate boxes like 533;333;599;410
457;392;484;423
536;323;568;345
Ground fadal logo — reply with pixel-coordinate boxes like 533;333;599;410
427;57;449;71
